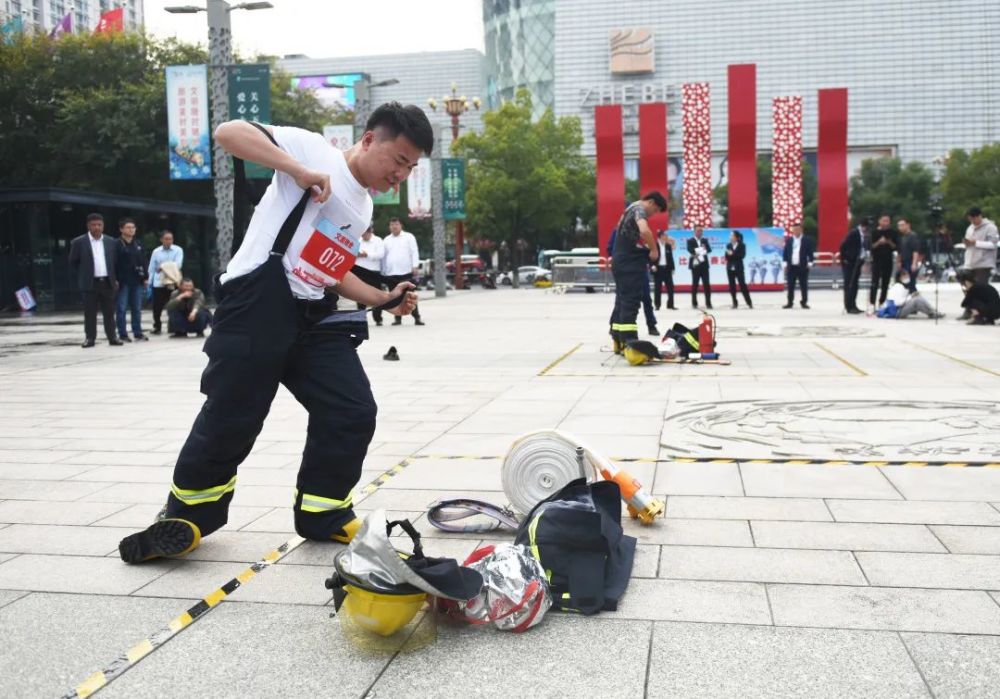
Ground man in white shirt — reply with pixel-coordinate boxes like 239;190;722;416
119;103;430;564
147;231;184;334
782;223;815;309
352;222;387;326
68;213;123;347
381;217;424;325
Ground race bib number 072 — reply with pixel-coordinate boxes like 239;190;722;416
293;215;359;288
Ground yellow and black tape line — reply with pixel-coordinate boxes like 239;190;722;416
538;342;583;376
62;457;415;699
410;453;999;468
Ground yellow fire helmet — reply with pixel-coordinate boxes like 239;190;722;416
623;340;662;366
325;510;483;637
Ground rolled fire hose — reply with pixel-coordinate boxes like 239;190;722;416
501;429;614;516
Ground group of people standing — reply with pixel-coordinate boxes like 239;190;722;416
838;206;998;324
352;216;424;326
69;214;209;346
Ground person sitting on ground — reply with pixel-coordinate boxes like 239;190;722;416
960;275;1000;325
166;278;212;337
876;271;944;319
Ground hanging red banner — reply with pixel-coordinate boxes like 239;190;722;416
595;104;624;256
638;103;668;232
818;88;848;253
727;64;757;227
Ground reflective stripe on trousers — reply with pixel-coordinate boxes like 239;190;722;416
296;488;353;513
171;475;237;505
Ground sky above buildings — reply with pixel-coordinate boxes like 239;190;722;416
144;0;485;59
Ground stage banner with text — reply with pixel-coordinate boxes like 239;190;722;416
667;227;787;291
166;65;211;180
228;64;271;178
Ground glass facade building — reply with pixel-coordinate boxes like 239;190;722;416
482;0;999;169
483;0;555;119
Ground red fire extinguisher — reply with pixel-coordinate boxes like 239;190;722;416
698;313;716;355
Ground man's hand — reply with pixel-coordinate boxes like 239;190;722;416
358;250;368;258
387;282;418;317
187;310;197;322
293;167;332;203
178;290;193;299
964;237;975;247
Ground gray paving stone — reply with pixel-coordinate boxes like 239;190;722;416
0;592;196;699
94;503;272;530
647;621;927;698
0;448;81;463
236;506;296;533
665;495;832;521
625;517;754;547
882;466;1000;502
228;484;296;508
614;578;771;625
0;499;129;525
133;560;331;605
0;588;26;608
62;451;175;466
372;615;650;698
653;462;744;496
768;583;1000;634
633;543;660;577
659;545;866;585
179;531;300;563
929;525;1000;554
0;524;128;556
901;632;1000;699
752;520;946;552
0;554;176;594
377;459;505;491
741;463;901;499
78;482;169;504
0;462;93;480
0;479;113;501
856;552;1000;590
829;498;1000;525
97;602;396;699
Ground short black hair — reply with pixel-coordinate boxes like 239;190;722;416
366;102;434;156
160;230;174;238
180;277;193;285
967;206;982;217
119;217;136;228
87;213;104;223
642;191;668;212
732;230;743;242
388;216;401;224
897;217;909;225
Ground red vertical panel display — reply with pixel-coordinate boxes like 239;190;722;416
595;104;625;256
772;96;803;230
817;87;848;253
727;64;757;227
638;102;668;232
682;83;712;228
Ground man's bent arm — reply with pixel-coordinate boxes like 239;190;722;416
337;272;402;307
638;220;658;262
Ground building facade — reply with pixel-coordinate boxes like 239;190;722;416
3;0;144;33
277;50;486;156
483;0;999;171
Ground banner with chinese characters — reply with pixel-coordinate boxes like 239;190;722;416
322;124;354;151
407;157;431;219
166;65;211;180
441;158;466;221
228;64;271;178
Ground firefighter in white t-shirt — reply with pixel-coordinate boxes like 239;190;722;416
119;103;432;563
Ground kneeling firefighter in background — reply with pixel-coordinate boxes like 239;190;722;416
609;192;668;353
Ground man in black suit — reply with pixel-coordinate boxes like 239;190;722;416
652;229;676;310
869;213;898;307
725;230;752;308
782;223;815;309
687;226;712;308
838;219;868;313
68;213;123;348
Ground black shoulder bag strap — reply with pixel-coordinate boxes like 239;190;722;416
231;122;311;258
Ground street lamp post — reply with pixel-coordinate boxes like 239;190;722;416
428;83;479;290
165;0;273;273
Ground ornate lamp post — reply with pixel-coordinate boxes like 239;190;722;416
428;83;479;289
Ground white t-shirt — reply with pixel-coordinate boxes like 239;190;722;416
381;231;420;276
221;126;374;300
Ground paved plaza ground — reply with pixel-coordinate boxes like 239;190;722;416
1;282;999;698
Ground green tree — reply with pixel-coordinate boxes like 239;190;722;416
849;157;936;233
0;32;345;203
451;89;592;275
940;143;1000;238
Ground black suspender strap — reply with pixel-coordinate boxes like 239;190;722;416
230;121;311;258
